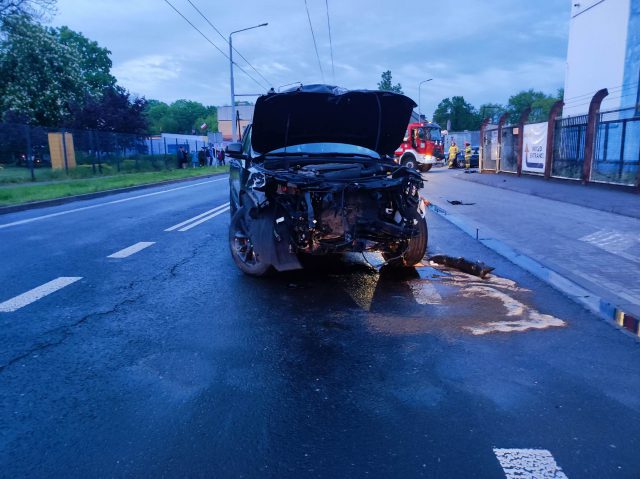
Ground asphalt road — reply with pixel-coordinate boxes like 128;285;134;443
0;175;639;478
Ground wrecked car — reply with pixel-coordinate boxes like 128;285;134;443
227;84;427;276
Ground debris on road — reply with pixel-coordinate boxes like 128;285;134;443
429;255;494;278
447;200;476;206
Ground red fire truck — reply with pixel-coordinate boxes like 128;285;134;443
394;121;445;172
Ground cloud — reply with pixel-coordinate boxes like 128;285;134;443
51;0;571;109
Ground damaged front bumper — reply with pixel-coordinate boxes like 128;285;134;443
240;163;425;271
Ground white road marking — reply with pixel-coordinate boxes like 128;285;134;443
107;241;155;259
580;229;640;264
177;206;230;231
165;202;230;231
494;448;568;479
0;177;228;230
0;277;82;312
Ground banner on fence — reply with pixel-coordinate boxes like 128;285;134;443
48;132;76;170
522;122;547;174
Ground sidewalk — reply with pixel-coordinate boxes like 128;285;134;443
422;167;640;335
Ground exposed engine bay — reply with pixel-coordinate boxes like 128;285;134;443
237;157;425;271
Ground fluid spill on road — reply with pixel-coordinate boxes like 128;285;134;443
406;262;567;336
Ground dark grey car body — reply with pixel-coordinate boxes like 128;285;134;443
227;85;428;275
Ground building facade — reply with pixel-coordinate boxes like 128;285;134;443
217;104;255;141
563;0;639;116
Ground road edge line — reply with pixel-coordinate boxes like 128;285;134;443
427;201;640;339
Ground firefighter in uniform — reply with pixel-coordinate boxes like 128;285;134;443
464;141;472;172
447;141;458;168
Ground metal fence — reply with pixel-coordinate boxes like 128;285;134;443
0;123;216;183
483;126;499;171
591;107;640;186
552;114;588;180
499;126;518;173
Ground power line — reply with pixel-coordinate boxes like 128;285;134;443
185;0;272;89
304;0;325;82
162;0;266;91
562;81;639;105
325;0;335;82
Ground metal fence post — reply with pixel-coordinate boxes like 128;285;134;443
516;107;532;176
61;129;69;174
479;117;490;172
582;88;608;184
544;100;564;179
24;125;35;181
496;112;509;173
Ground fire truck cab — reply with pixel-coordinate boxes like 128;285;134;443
394;121;445;172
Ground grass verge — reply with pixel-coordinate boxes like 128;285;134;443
0;166;228;206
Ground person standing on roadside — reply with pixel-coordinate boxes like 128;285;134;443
464;141;472;172
176;146;186;169
217;147;226;166
447;140;459;169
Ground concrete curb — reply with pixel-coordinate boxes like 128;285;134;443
427;201;640;338
0;172;227;216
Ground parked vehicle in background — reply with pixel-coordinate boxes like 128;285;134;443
227;84;428;276
455;145;479;168
394;121;445;172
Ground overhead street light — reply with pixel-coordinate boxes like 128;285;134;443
418;78;433;119
229;22;268;142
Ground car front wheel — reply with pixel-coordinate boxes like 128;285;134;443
229;207;271;276
382;209;428;267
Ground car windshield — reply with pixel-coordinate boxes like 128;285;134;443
268;143;380;158
426;128;442;141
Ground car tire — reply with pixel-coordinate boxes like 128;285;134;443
382;209;428;267
229;207;271;276
402;155;417;170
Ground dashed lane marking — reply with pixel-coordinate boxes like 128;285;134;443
494;448;568;479
0;177;227;230
177;206;230;231
0;277;82;313
165;202;230;231
107;241;155;259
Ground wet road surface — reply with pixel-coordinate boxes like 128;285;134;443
0;176;639;478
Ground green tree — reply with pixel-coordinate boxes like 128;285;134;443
56;26;116;95
478;103;506;124
0;15;87;125
145;99;218;135
432;96;481;131
67;86;148;134
0;0;56;23
377;70;403;94
506;89;562;123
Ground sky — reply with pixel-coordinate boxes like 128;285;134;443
51;0;571;117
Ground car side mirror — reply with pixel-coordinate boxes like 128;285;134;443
226;142;243;159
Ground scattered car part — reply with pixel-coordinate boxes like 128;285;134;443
429;255;495;278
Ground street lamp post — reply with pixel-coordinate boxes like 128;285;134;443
229;22;268;142
418;78;433;120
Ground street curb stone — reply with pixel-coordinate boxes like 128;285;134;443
428;201;640;339
0;172;227;216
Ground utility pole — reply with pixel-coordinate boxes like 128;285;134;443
229;22;268;142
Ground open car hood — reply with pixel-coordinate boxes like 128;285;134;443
251;84;417;156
